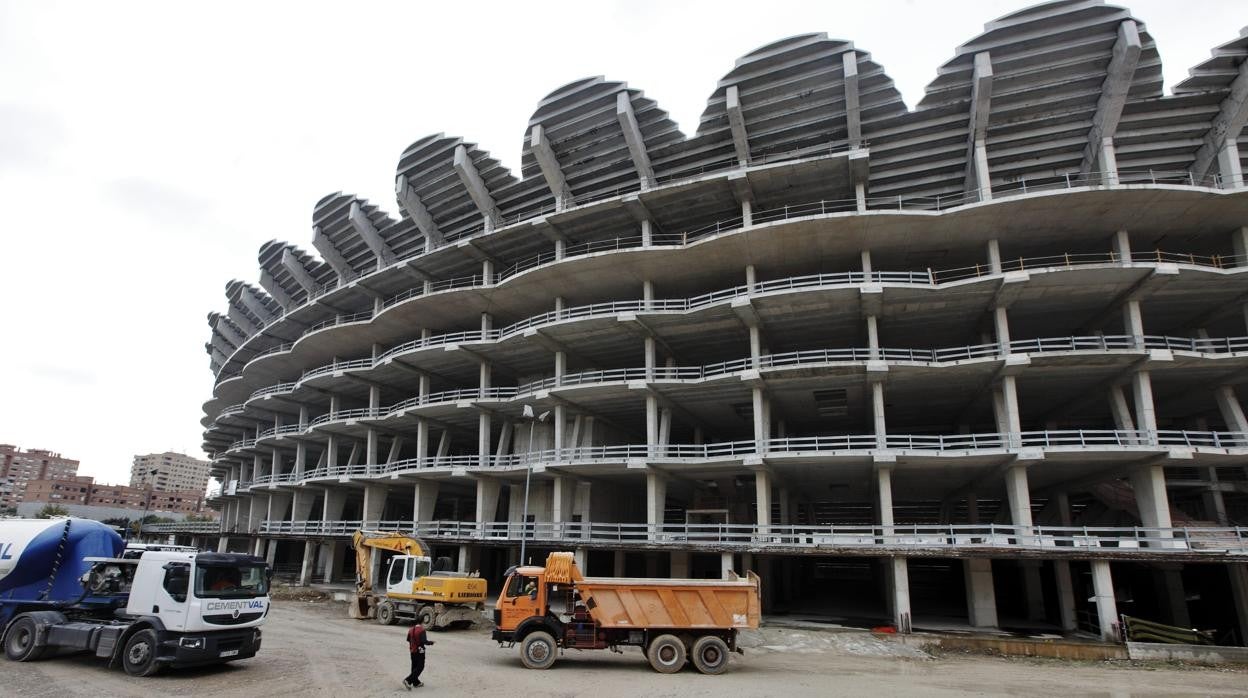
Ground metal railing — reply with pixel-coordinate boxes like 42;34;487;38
142;521;224;534
214;162;1238;384
237;249;1248;387
247;519;1248;555
227;333;1248;428
224;429;1248;466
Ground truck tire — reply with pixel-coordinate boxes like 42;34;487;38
122;629;162;677
646;634;686;674
417;606;435;629
519;631;558;670
691;636;730;675
377;601;398;626
4;616;47;662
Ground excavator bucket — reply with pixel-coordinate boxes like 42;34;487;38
349;593;374;619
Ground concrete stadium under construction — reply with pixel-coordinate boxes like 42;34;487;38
174;0;1248;644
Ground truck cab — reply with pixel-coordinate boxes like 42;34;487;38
385;554;432;596
496;566;547;633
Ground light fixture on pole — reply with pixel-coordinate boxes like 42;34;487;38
519;404;550;566
138;468;159;540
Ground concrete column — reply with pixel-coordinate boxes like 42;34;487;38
1020;560;1046;621
1153;564;1191;628
362;483;387;525
987;239;1002;274
322;487;346;523
552;476;575;523
574;547;587;570
475;478;500;523
248;495;266;533
1218;142;1244;189
751;387;769;450
888;557;912;633
1003;464;1033;530
670;551;690;578
640;219;653;246
613;550;625;577
265;539;278;565
321;541;341;583
1131;370;1158;443
1124;299;1145;347
876;465;894;533
1000;375;1021;447
413;480;439;522
1090;559;1120;642
1112;229;1131;262
300;540;316;586
1229;563;1248;647
291;489;315;522
217;536;229;553
993;306;1011;353
720;552;734;580
646;470;667;532
1129;463;1173;536
645;394;659;452
871;381;887;449
755;469;772;534
458;544;471;573
1053;560;1078;633
963;558;998;628
1216;385;1248;433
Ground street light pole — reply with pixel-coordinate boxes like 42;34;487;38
519;405;549;566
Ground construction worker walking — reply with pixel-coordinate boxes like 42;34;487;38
403;622;435;689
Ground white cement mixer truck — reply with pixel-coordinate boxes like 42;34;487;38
0;518;270;676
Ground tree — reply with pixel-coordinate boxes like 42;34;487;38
35;504;70;519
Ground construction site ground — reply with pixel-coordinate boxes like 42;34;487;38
5;594;1246;697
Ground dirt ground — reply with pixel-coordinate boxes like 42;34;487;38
5;599;1246;697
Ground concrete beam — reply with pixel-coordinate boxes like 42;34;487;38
843;51;862;148
236;286;277;325
1080;20;1142;177
727;172;754;205
348;201;394;268
530;124;573;209
616;92;655;188
281;248;319;294
964;52;994;197
452;144;502;229
1191;55;1248;181
311;225;352;282
258;269;293;311
395;175;444;249
725;85;751;165
1079;265;1179;333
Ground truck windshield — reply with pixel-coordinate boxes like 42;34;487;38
194;563;268;599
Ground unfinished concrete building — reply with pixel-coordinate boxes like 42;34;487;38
179;1;1248;642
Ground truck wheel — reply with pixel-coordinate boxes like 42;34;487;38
4;616;47;662
377;601;398;626
122;629;162;677
519;631;558;670
417;606;436;629
646;634;686;674
691;636;730;675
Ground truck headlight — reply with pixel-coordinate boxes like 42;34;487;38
179;637;204;649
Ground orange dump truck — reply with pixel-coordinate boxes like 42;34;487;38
492;552;760;674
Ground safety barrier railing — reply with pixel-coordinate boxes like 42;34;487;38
215;162;1238;384
250;519;1248;554
244;250;1248;386
228;334;1248;429
220;242;1247;385
227;429;1247;470
142;521;224;534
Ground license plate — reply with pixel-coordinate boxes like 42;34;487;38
219;649;240;657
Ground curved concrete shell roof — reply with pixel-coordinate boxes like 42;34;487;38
206;0;1248;375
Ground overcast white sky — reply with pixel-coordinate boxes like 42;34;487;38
1;0;1243;487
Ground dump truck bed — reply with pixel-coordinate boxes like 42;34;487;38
576;573;760;630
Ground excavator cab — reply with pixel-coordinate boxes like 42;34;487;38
385;555;432;596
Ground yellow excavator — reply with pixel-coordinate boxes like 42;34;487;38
350;530;487;629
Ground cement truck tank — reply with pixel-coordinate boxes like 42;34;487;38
0;518;124;602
